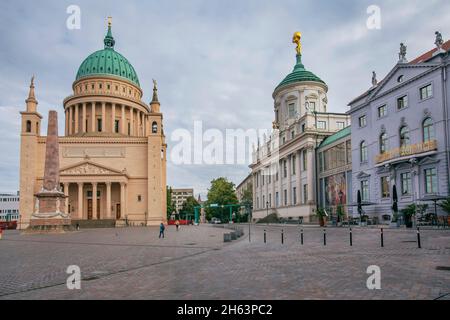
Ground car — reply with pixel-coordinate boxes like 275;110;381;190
210;217;222;224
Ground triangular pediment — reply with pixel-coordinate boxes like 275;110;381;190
417;156;439;166
357;171;371;179
368;63;439;102
60;161;126;176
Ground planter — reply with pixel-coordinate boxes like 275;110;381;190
319;217;325;227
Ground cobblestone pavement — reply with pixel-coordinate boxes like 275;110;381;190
0;225;449;300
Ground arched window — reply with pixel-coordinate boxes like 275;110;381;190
423;118;435;142
26;120;31;133
400;126;410;148
379;132;388;154
152;121;158;134
360;141;368;162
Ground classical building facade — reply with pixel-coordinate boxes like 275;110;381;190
19;20;167;228
250;33;350;222
348;34;450;221
317;126;352;219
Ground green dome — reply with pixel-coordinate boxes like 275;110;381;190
276;54;325;90
75;24;140;87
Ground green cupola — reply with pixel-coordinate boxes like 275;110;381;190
276;54;325;90
75;19;140;87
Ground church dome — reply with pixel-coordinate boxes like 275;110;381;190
75;23;140;87
276;54;325;90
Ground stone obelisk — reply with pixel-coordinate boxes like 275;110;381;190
28;110;72;232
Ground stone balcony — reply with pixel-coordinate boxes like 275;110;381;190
375;140;437;164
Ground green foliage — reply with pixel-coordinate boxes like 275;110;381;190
336;204;345;222
401;204;416;217
205;177;239;223
438;197;450;215
316;208;327;218
166;186;175;220
256;213;280;224
179;196;200;220
240;183;253;222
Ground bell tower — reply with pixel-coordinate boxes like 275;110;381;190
19;76;43;228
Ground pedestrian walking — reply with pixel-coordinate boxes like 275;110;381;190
159;222;165;238
175;220;180;231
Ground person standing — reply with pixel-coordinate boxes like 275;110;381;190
159;222;165;239
175;220;180;231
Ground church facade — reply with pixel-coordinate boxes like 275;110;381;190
19;20;167;229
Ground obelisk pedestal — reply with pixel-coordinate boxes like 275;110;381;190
27;110;72;233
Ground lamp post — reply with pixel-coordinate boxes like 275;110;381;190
339;190;344;225
266;201;269;225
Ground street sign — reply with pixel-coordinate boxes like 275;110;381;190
210;204;219;208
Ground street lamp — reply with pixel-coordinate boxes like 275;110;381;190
339;190;344;224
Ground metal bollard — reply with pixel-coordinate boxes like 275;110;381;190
300;229;304;245
349;228;353;246
417;227;421;249
381;228;384;247
264;229;266;244
281;229;284;244
323;228;326;246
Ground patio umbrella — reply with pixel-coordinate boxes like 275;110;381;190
417;194;449;217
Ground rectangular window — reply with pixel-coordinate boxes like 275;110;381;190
309;102;316;111
284;190;287;206
275;192;279;207
115;120;120;133
381;176;390;198
420;84;432;100
424;168;437;194
337;121;345;130
293;187;297;205
397;95;408;110
401;172;411;195
317;121;326;130
288;103;296;118
378;105;387;118
262;195;265;208
303;184;308;203
291;156;297;175
302;150;307;171
97;119;102;132
301;123;306;132
283;160;287;178
361;180;369;201
359;115;367;127
291;130;295;139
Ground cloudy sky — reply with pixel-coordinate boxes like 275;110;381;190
0;0;449;198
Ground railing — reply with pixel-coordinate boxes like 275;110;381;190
375;140;437;164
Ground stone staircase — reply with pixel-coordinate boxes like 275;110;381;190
71;219;116;229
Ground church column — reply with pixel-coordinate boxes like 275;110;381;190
65;109;69;136
74;104;79;134
69;106;73;135
91;102;96;133
77;182;83;219
92;182;98;220
121;104;126;134
64;183;69;215
287;155;292;206
306;147;314;205
106;182;112;219
120;182;126;220
129;107;134;136
101;102;106;132
82;103;87;133
296;150;301;205
111;103;116;134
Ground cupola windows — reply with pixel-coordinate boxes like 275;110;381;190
152;122;158;134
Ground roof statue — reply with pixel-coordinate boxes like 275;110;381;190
371;71;378;86
435;31;444;51
398;43;407;63
292;32;302;55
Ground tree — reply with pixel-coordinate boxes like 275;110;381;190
166;186;175;220
438;197;450;216
240;183;253;222
179;196;200;220
205;177;238;223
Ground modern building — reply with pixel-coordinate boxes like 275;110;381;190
250;33;350;222
317;126;352;219
19;19;167;229
0;192;20;222
171;188;194;213
348;33;450;221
